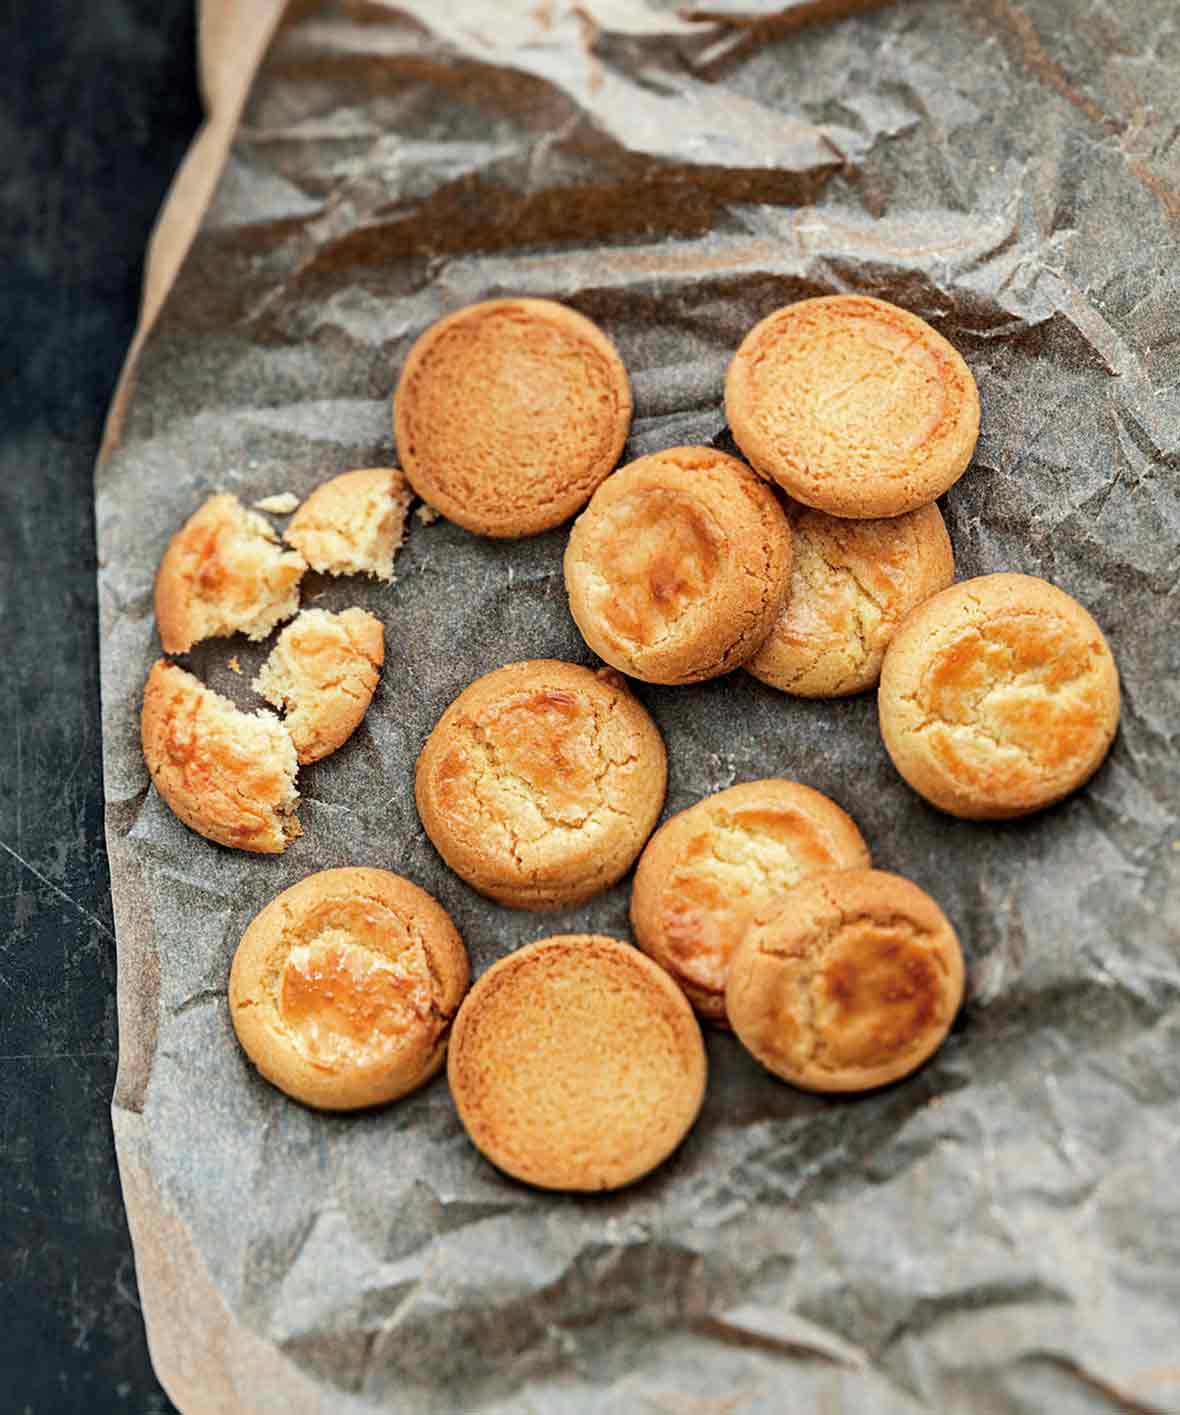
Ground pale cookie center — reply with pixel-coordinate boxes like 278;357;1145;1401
279;929;432;1070
759;322;946;475
660;807;846;994
916;612;1106;786
484;691;603;816
592;489;725;649
283;620;350;678
474;692;609;834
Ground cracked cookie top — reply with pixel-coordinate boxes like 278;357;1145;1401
393;298;632;539
878;573;1120;819
747;501;954;698
564;446;793;685
447;934;706;1191
726;868;964;1093
630;779;870;1024
725;295;980;518
229;867;469;1111
415;660;667;910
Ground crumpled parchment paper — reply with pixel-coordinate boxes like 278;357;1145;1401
97;1;1180;1410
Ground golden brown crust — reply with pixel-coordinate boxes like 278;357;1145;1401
564;446;793;685
726;868;964;1092
394;298;632;539
630;780;870;1024
447;934;706;1191
284;468;412;582
878;573;1120;819
725;295;981;519
154;493;306;654
415;661;666;911
253;608;384;765
140;660;301;854
746;501;954;697
229;868;469;1111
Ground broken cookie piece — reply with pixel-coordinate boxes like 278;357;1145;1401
141;660;301;854
154;493;307;654
284;468;412;582
253;608;384;765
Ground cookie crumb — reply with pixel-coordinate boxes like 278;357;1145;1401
416;503;440;525
227;656;241;675
253;492;299;514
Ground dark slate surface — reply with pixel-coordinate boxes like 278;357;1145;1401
0;3;200;1410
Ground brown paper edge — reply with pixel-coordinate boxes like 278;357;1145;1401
115;1116;330;1415
99;0;289;464
100;3;335;1411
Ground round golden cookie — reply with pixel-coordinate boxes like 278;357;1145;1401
726;868;965;1093
630;780;870;1025
393;298;632;538
878;573;1120;820
725;295;981;518
746;501;954;697
229;868;469;1111
141;660;301;854
448;935;706;1191
415;660;666;910
563;446;793;685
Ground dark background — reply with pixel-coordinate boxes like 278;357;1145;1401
1;3;201;1410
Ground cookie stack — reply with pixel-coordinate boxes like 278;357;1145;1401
140;292;1121;1194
